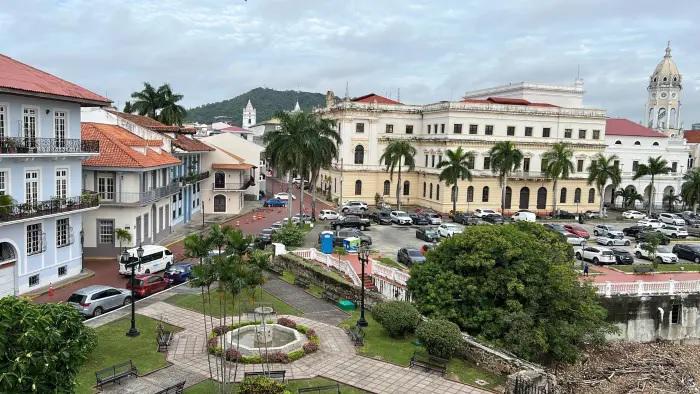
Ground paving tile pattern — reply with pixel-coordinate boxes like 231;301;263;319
263;276;350;326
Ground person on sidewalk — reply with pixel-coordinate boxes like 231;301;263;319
583;261;590;277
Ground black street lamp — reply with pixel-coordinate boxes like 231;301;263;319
124;244;144;337
357;245;369;328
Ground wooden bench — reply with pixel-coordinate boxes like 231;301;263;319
157;323;173;352
154;380;186;394
294;276;310;289
95;360;137;389
243;370;286;383
298;383;341;393
347;325;364;346
409;351;448;376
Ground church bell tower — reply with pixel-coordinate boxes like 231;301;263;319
646;42;682;136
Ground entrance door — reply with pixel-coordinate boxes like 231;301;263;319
214;172;225;189
214;195;226;212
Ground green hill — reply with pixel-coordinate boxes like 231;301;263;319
185;87;326;124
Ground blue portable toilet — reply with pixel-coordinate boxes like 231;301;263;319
320;231;334;254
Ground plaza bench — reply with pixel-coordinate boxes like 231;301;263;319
244;370;287;383
154;380;186;394
294;276;310;289
157;323;173;352
95;360;137;389
298;383;341;393
409;351;448;376
347;325;365;346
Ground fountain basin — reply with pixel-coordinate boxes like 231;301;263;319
224;324;306;356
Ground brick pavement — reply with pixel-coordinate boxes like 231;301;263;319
262;276;349;325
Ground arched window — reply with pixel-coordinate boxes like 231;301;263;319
615;140;622;145
574;188;582;203
670;108;677;128
466;186;474;202
504;186;512;209
653;141;659;146
519;187;530;209
429;183;433;199
436;185;440;201
536;187;547;209
383;180;390;196
354;180;362;195
588;188;595;203
354;145;364;164
482;186;489;202
451;186;457;203
423;182;426;198
214;195;226;212
403;181;410;196
560;187;567;204
634;141;641;146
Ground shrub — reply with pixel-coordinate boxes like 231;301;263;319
288;349;304;361
371;301;421;338
213;325;231;335
265;351;290;364
225;348;242;362
239;376;286;394
303;341;319;354
241;354;263;364
272;223;305;247
416;319;463;359
296;324;308;334
306;328;317;338
207;337;221;355
277;317;297;329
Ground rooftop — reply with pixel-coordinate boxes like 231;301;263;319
106;110;182;133
81;123;181;168
461;97;559;107
172;134;214;152
606;118;667;138
352;93;402;105
684;130;700;144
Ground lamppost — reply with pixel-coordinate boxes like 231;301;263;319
357;245;369;328
124;244;144;337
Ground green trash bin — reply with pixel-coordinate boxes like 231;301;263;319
337;299;355;312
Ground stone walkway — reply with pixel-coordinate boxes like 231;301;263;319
263;276;349;326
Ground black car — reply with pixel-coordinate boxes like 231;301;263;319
416;227;440;242
330;215;371;230
409;213;430;225
635;230;671;245
397;248;426;265
553;210;576;219
681;211;700;225
610;248;634;265
672;244;700;263
369;210;393;225
482;214;505;224
623;225;648;237
452;212;481;225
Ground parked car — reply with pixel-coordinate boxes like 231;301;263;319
437;223;463;237
575;246;616;265
263;198;287;207
420;244;435;255
118;245;173;275
273;192;296;200
560;232;586;246
408;213;430;225
291;177;309;186
67;285;131;317
163;263;194;284
341;201;369;213
330;215;371;230
595;233;631;246
424;212;443;225
592;224;623;237
672;244;700;263
681;211;700;225
390;210;413;225
553;210;576;219
543;223;567;233
452;212;481;225
659;213;686;226
270;222;284;232
293;213;313;223
319;228;372;246
416;227;440;242
564;224;590;239
319;210;340;220
610;248;634;265
397;248;426;266
369;210;393;225
482;214;505;224
474;208;500;218
622;210;646;220
622;225;648;237
637;218;663;229
687;223;700;237
511;210;536;222
258;228;274;244
659;224;688;239
634;243;678;264
584;210;605;219
126;274;170;298
635;230;671;245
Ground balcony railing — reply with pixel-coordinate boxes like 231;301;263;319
175;171;210;185
0;137;99;154
96;183;180;205
0;192;99;223
213;176;255;191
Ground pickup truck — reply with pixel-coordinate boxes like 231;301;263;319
330;215;371;230
318;228;372;246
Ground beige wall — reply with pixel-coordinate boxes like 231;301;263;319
201;188;244;215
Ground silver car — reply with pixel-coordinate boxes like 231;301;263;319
67;285;131;317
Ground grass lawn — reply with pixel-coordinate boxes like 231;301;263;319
281;270;296;284
185;377;369;393
339;310;505;391
75;315;180;394
614;263;700;273
307;283;324;298
375;257;407;270
166;287;302;317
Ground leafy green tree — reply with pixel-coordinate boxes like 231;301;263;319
130;82;161;119
640;232;664;269
416;319;463;359
371;301;421;338
586;154;621;214
157;84;187;126
271;223;306;247
682;168;700;214
0;298;96;393
633;156;671;216
122;100;134;113
489;141;523;213
379;140;416;210
541;143;574;214
115;228;132;252
407;222;615;364
437;147;476;214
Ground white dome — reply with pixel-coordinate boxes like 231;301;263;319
649;42;681;87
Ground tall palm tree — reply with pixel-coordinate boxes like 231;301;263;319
157;84;187;125
305;116;340;218
436;147;476;214
682;168;700;214
541;143;574;214
615;188;644;209
663;192;681;211
489;141;523;214
130;82;161;119
586;154;621;214
633;156;670;216
123;101;134;113
379;140;416;210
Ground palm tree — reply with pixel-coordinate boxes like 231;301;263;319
682;168;700;214
663;192;681;211
130;82;161;119
123;101;134;113
184;233;214;382
489;141;523;214
115;228;132;252
436;147;476;214
633;156;671;216
586;154;621;214
379;140;416;210
305;116;340;218
157;84;187;125
615;188;644;209
541;143;574;214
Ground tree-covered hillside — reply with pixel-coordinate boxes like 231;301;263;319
185;87;326;124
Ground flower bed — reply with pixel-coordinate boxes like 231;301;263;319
207;318;320;364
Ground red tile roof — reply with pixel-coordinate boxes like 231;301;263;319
106;110;181;133
684;130;700;144
81;123;181;168
606;118;666;138
220;125;251;133
461;97;559;107
212;163;256;170
0;54;111;106
172;134;214;152
352;93;402;105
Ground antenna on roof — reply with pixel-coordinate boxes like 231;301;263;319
397;88;400;102
344;81;349;101
576;64;580;80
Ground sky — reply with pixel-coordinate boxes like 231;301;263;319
2;0;700;125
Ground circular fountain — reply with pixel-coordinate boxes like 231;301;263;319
225;324;305;356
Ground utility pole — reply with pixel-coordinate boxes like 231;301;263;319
339;157;344;208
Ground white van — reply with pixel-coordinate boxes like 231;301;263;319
118;245;174;275
511;211;536;222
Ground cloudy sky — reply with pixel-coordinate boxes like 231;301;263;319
3;0;699;125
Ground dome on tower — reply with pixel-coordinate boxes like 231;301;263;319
649;42;681;88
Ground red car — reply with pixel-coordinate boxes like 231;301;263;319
126;274;170;298
564;224;590;239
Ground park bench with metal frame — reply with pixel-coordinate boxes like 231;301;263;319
153;380;186;394
298;383;341;393
346;325;364;346
95;360;137;389
157;322;173;352
409;351;447;375
243;370;287;383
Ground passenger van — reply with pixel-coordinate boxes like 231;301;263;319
511;211;536;222
118;245;174;275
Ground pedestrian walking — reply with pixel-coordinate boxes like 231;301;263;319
583;261;589;277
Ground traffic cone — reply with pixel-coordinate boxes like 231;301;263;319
236;220;240;227
48;283;55;298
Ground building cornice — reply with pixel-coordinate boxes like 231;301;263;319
377;135;606;150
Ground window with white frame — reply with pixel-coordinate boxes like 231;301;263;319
26;223;42;255
56;218;70;247
97;175;114;200
23;107;37;145
0;105;5;139
98;220;114;244
55;168;67;200
54;111;66;147
0;171;6;195
25;170;39;206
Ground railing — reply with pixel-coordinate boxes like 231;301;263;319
0;137;99;154
292;249;361;286
175;171;209;185
371;259;410;286
213;177;255;191
0;192;99;223
594;280;700;297
96;183;180;205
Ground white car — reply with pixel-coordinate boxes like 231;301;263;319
659;224;688;238
474;208;500;218
634;243;679;264
637;218;663;229
592;224;624;237
512;211;536;222
273;192;296;200
319;210;340;220
659;213;686;226
341;201;369;213
438;223;463;237
575;246;616;265
561;232;586;246
291;177;309;185
622;210;646;220
389;210;413;225
270;222;283;231
423;212;443;225
595;233;631;246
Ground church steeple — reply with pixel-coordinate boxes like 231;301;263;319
292;100;301;112
243;99;256;127
645;42;682;136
